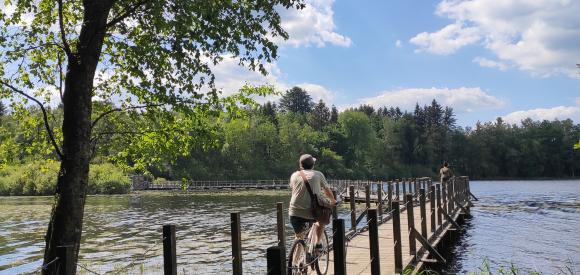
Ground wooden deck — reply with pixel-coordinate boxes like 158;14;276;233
324;200;464;274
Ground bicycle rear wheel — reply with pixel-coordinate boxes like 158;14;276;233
288;240;308;275
315;230;330;275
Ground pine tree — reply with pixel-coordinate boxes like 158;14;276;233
279;87;314;114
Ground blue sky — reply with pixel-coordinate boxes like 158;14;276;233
213;0;580;127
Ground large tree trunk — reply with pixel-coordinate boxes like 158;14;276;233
43;2;113;274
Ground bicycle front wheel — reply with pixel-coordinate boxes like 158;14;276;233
315;230;330;275
288;240;308;275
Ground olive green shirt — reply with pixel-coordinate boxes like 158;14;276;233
288;169;329;220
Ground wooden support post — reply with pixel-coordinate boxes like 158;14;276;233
449;179;455;212
391;201;403;274
231;213;243;275
395;179;400;201
333;219;347;275
163;224;177;275
368;209;381;275
419;189;428;239
430;185;436;232
406;194;416;257
436;185;442;227
411;228;446;264
442;182;448;216
332;190;338;220
276;202;286;274
365;183;371;216
350;185;356;231
413;178;418;199
387;181;393;211
267;246;284;275
377;182;383;219
56;245;73;275
402;178;407;203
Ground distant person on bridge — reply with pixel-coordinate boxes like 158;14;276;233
288;154;337;246
440;161;453;184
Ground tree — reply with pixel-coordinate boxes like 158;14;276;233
330;105;339;124
279;86;314;114
0;101;6;117
308;99;331;131
0;1;305;272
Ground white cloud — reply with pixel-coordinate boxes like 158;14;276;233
410;22;480;55
277;0;352;47
357;87;504;113
410;0;580;77
502;106;580;124
473;57;508;71
574;97;580;106
395;40;403;48
210;56;337;105
294;83;335;103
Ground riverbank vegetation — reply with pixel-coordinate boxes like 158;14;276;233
1;88;579;183
0;161;130;196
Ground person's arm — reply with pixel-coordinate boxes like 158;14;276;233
319;173;337;205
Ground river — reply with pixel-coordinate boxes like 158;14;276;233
0;180;579;274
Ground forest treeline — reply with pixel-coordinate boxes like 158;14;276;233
1;87;579;182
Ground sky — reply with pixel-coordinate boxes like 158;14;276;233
211;0;580;127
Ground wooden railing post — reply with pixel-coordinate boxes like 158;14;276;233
387;181;393;211
276;202;286;274
365;183;371;218
56;245;73;275
163;224;177;275
419;188;428;239
267;246;283;275
368;209;381;275
436;185;442;226
402;178;407;203
449;179;455;212
349;185;356;231
392;201;403;274
231;213;243;275
377;182;383;219
395;179;400;201
430;185;436;232
406;194;416;257
442;182;448;215
332;190;338;220
333;219;347;275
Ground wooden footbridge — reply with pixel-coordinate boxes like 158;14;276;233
127;176;475;275
265;176;476;275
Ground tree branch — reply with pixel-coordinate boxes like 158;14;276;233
57;0;74;58
91;103;165;129
58;52;64;101
0;80;64;159
105;0;149;29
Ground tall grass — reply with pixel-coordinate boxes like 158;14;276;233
0;161;131;195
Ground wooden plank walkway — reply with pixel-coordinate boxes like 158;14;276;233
320;202;436;275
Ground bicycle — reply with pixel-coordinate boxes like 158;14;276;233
287;223;330;275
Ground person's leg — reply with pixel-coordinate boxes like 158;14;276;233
310;222;323;245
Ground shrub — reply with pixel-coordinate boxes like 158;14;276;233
0;161;131;196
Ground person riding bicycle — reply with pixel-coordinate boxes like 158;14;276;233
289;154;337;250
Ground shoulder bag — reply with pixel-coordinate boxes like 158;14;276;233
299;170;332;225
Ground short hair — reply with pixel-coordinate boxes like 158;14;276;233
299;154;316;169
443;161;449;167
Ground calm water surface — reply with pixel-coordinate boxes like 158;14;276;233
0;180;579;274
444;180;580;274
